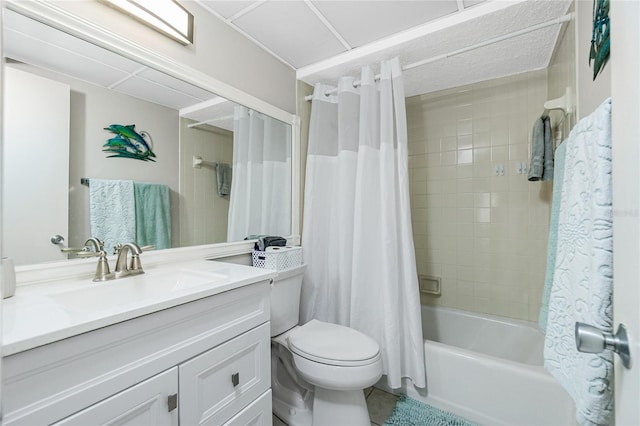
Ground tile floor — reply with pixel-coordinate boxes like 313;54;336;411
272;387;399;426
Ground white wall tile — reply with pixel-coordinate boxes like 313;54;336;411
406;69;551;323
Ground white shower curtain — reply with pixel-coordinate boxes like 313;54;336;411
301;58;425;389
227;106;292;241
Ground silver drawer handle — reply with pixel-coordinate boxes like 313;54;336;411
575;322;631;369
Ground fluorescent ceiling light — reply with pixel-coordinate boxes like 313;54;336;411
101;0;193;45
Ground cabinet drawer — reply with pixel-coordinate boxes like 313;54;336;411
223;390;272;426
179;323;270;425
53;368;178;426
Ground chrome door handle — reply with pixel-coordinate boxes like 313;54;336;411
575;322;631;369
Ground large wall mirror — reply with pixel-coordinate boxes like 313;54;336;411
2;8;295;266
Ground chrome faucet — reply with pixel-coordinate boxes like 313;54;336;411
84;237;104;252
60;237;104;254
76;248;114;282
115;242;145;278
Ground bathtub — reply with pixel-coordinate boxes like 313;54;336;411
377;305;576;425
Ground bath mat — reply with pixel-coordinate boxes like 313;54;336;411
384;395;478;426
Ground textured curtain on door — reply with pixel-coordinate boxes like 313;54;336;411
227;106;292;241
301;58;426;389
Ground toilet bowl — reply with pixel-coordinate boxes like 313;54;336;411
270;264;383;426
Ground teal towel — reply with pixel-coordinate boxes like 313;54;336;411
133;182;171;250
90;179;135;254
216;163;231;196
538;141;567;331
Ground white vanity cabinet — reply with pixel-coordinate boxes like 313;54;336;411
2;280;272;426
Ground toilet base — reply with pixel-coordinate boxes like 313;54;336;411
312;387;371;426
273;394;312;426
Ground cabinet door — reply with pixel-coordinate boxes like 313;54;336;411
53;368;178;426
179;323;270;425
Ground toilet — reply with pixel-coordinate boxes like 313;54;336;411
270;264;383;426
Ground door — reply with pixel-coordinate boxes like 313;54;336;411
610;1;640;424
52;368;178;426
2;66;70;265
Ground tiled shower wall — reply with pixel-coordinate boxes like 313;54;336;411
406;69;552;322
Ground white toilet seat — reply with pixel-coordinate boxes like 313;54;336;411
284;320;383;392
287;319;380;366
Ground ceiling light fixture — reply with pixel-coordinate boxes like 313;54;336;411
100;0;193;45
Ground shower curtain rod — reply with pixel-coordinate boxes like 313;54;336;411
304;13;573;101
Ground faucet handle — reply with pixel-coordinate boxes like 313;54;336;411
76;250;102;258
129;253;144;274
61;246;91;253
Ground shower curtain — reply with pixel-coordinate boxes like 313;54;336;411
301;58;426;389
227;106;292;242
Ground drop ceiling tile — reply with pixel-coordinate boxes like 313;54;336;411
182;101;237;132
115;76;205;110
197;0;258;19
311;0;460;47
232;0;347;68
136;68;218;101
4;28;131;88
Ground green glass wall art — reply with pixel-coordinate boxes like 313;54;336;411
103;124;157;162
589;0;610;81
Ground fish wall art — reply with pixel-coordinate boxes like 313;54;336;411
103;124;156;162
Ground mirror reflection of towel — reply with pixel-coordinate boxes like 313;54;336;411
133;182;171;250
216;163;231;196
90;179;135;253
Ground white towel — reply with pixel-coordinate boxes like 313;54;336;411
89;179;136;254
543;99;612;426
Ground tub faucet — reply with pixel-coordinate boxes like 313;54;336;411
114;242;144;278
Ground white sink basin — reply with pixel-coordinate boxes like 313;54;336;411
46;268;226;314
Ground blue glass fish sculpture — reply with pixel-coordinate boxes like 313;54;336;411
103;124;157;162
589;0;609;81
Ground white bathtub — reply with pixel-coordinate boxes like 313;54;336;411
377;305;576;426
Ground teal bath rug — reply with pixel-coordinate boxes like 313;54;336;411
384;395;478;426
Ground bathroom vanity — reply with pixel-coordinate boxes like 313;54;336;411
1;260;276;425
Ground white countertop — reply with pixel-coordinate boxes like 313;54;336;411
2;260;276;356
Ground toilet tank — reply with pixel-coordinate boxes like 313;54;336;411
270;264;307;337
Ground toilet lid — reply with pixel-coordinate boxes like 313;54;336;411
287;320;380;366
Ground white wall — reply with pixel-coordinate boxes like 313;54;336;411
575;0;611;118
48;1;296;114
